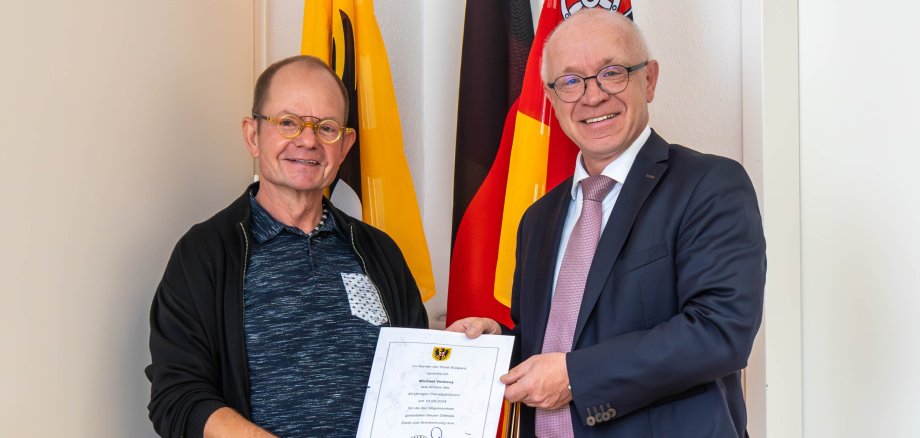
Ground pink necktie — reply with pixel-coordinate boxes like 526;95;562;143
535;174;616;438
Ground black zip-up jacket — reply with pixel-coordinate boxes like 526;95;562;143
146;183;429;437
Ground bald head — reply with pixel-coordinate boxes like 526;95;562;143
252;55;350;124
541;9;651;83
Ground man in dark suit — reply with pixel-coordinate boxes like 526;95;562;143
447;8;766;437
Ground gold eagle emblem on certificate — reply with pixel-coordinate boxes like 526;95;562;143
432;346;452;361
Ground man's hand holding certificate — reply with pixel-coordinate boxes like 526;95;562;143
357;328;513;438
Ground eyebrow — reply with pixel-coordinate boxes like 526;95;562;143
277;109;337;121
559;57;619;76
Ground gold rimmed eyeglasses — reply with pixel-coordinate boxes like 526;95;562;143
253;113;353;143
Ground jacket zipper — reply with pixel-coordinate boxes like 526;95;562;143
349;224;392;325
237;222;251;407
239;222;250;279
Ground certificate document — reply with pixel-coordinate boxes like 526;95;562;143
356;327;514;438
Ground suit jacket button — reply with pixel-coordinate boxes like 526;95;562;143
586;416;596;426
607;408;617;418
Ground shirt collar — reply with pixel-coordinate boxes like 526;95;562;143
569;124;651;200
248;188;338;243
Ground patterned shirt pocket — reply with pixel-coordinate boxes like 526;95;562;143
341;273;389;326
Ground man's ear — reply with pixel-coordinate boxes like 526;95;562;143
242;116;260;158
644;59;660;103
544;82;561;108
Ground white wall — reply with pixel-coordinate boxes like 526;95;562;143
799;0;920;436
0;1;254;436
638;0;743;162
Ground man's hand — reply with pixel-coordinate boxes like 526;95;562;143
501;353;571;410
444;317;501;339
204;407;277;438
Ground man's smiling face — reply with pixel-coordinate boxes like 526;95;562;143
543;10;658;175
244;62;353;199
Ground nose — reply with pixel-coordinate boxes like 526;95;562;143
580;77;609;106
292;124;319;147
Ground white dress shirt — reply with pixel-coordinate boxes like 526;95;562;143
551;125;652;296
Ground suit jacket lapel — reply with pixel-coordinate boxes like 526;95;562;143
525;178;573;355
573;130;670;344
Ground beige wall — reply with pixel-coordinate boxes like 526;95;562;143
0;1;254;435
744;0;803;437
800;0;920;436
753;0;920;436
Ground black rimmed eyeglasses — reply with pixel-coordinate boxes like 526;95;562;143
547;61;648;103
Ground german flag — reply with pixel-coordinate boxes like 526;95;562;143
448;0;635;325
301;0;436;302
447;0;533;330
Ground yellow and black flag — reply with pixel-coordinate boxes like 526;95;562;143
301;0;436;302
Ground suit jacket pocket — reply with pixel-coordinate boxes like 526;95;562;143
614;241;669;276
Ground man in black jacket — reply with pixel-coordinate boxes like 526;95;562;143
146;55;429;438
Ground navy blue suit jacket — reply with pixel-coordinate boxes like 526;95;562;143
510;130;766;437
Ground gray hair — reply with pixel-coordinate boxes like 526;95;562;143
252;55;350;125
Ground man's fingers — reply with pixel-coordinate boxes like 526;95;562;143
464;321;485;338
444;319;471;333
469;319;500;338
444;318;482;338
444;316;480;333
503;358;531;383
503;382;525;403
499;369;519;385
501;354;572;409
445;317;499;339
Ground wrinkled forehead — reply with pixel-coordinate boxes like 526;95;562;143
546;33;642;75
546;26;639;74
